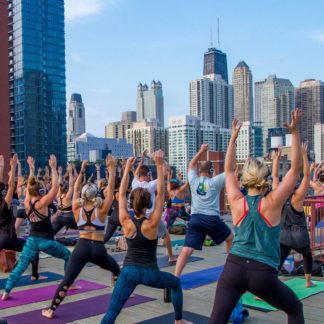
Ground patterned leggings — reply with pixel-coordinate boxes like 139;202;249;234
5;236;70;293
101;265;183;323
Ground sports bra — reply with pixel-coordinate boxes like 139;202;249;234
58;195;72;212
171;194;185;204
77;207;105;232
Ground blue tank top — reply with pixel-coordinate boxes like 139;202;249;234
230;195;280;270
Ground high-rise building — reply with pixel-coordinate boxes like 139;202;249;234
232;61;253;122
258;75;294;153
314;123;324;163
0;0;11;177
295;79;324;155
122;111;136;122
190;74;233;129
7;0;67;171
67;93;86;142
126;120;168;157
203;47;228;83
254;80;266;123
136;81;164;127
105;111;135;140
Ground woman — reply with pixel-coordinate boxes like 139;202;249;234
2;155;71;301
165;172;190;229
101;151;191;324
209;109;305;324
42;155;120;319
275;143;315;287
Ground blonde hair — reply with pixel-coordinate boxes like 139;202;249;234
77;183;103;208
241;159;269;190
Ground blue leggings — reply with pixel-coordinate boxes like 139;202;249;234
5;236;70;293
101;265;183;323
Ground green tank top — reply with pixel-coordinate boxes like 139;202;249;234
230;194;280;270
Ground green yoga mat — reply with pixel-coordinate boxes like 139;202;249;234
242;278;324;312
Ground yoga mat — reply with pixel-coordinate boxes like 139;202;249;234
0;272;63;290
137;310;209;324
5;294;154;324
0;280;107;310
171;239;185;247
242;278;324;312
181;265;224;290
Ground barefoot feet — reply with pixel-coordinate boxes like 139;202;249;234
306;281;316;288
42;309;54;319
31;275;48;281
1;292;10;301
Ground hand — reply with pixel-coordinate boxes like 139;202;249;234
44;166;49;174
200;144;209;153
27;156;35;171
141;150;147;158
125;157;136;170
271;147;282;160
301;142;308;156
81;160;88;173
153;150;165;166
37;167;42;174
231;118;241;140
10;153;18;168
95;163;100;171
0;155;4;168
121;158;126;170
310;162;316;172
283;108;302;133
106;154;117;169
66;163;72;173
58;166;63;175
49;155;57;170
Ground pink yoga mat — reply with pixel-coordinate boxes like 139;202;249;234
0;279;107;309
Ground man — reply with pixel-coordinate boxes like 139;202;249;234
131;151;176;262
174;144;233;277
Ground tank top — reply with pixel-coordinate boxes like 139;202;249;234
230;195;280;270
77;207;105;232
0;200;15;237
27;200;54;239
123;217;158;267
58;195;72;213
280;196;310;249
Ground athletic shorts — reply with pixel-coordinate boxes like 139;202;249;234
184;213;231;250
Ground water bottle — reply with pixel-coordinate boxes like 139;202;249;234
230;298;243;323
174;244;180;256
283;256;295;274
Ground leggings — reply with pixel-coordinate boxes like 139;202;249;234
103;214;121;244
5;236;70;293
101;265;183;324
279;244;313;274
50;238;120;311
209;254;304;324
165;207;190;229
52;212;78;235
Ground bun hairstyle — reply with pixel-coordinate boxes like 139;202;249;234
28;177;46;197
77;182;102;208
130;187;151;217
242;159;270;190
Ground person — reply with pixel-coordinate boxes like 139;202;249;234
274;143;315;287
42;155;121;319
2;155;71;301
174;144;233;277
209;109;304;324
132;150;176;262
101;151;192;324
164;171;190;229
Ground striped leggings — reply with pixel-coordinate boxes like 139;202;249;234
5;236;70;293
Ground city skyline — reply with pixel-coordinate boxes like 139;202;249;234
65;0;324;136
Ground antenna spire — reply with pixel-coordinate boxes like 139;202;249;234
217;17;220;49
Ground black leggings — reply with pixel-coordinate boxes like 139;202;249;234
52;212;78;235
209;254;304;324
103;213;121;244
0;234;39;278
49;238;120;311
279;244;313;274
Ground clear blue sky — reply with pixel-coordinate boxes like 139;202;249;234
65;0;324;137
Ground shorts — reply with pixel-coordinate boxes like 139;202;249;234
184;213;231;250
158;220;167;239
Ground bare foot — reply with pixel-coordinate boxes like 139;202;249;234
42;309;54;319
306;281;316;288
1;292;10;301
68;283;81;290
31;275;48;281
175;320;193;324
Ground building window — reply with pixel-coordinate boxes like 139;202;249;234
79;108;82;118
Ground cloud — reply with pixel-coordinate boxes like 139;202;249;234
308;32;324;44
65;0;117;23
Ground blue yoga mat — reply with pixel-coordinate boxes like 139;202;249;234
0;271;63;290
181;265;224;290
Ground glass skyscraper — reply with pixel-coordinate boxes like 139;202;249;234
8;0;66;170
203;47;228;83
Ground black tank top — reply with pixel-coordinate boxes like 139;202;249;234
28;200;54;240
0;200;16;238
123;217;158;267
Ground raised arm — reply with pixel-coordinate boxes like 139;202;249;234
0;155;4;182
66;163;74;200
5;154;18;206
72;160;87;211
100;155;116;215
188;144;208;171
95;163;101;185
225;118;243;204
27;156;35;180
134;150;146;178
271;147;282;190
57;166;63;186
119;157;136;227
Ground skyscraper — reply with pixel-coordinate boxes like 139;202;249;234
105;111;135;140
7;0;66;170
121;111;136;122
258;75;294;152
295;79;324;155
232;61;253;122
136;80;164;127
203;47;228;82
190;74;233;129
67;93;86;142
254;80;266;123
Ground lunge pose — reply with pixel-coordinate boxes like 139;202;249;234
42;155;120;319
2;155;71;301
101;151;191;324
175;144;233;277
209;109;304;324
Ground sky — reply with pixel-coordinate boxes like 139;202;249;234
65;0;324;137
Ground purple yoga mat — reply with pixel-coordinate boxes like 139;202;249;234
0;280;107;310
5;294;154;324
